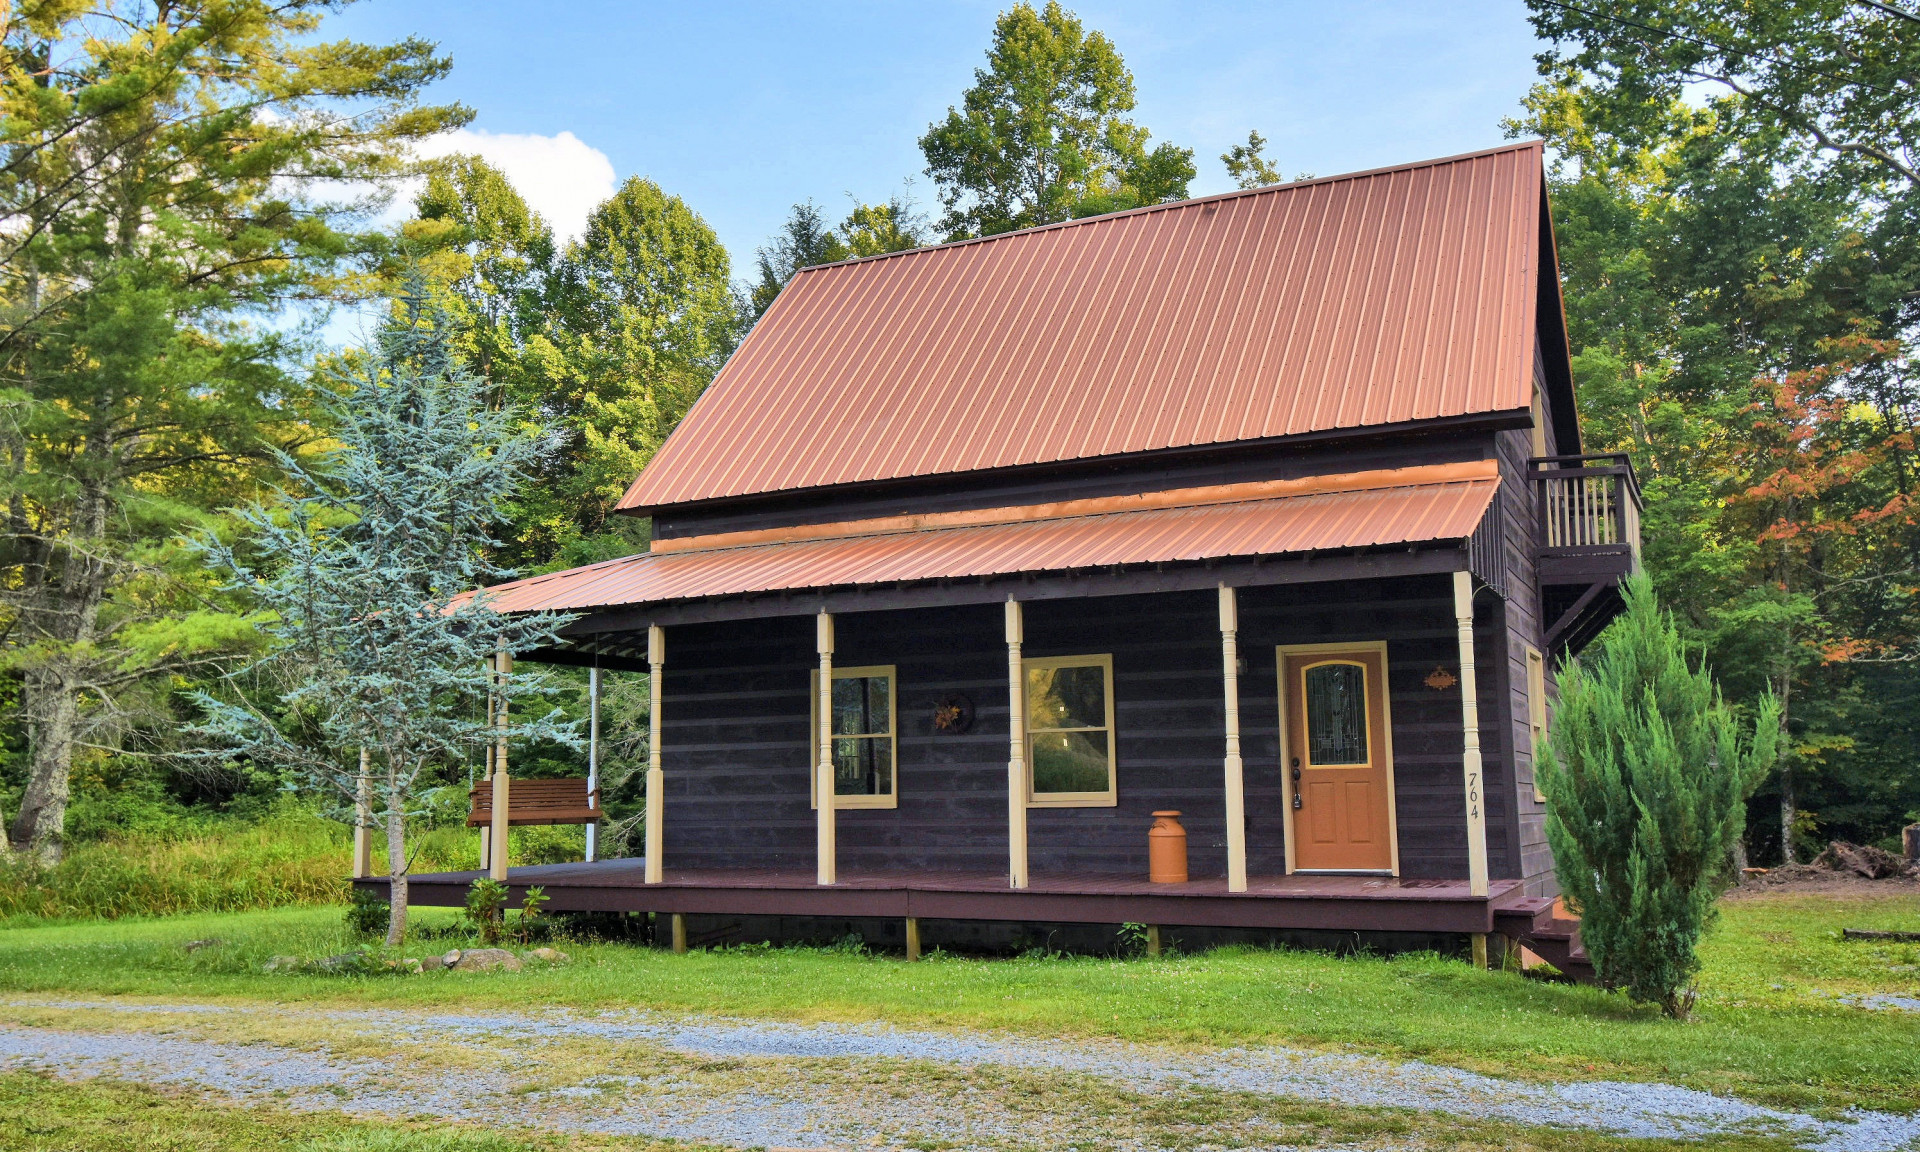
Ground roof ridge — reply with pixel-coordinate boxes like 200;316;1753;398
792;139;1545;276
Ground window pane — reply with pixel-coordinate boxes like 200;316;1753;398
832;736;891;796
1032;730;1111;795
1304;663;1368;765
831;675;890;737
1027;664;1106;729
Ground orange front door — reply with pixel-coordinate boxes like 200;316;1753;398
1283;649;1394;872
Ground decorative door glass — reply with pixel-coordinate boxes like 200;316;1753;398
1304;662;1368;765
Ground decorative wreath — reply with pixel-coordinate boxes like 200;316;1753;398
932;692;975;734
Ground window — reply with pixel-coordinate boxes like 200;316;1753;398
1531;383;1550;458
1303;661;1369;765
1024;653;1116;807
809;665;897;809
1526;646;1548;802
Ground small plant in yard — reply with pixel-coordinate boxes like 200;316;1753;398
1118;922;1150;956
465;878;509;945
345;888;391;937
1539;573;1780;1018
515;886;549;944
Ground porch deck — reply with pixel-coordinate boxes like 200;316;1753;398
361;861;1533;935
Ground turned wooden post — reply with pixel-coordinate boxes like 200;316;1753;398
1220;585;1248;893
489;649;512;883
816;612;837;886
1006;598;1029;890
644;625;665;884
1453;572;1489;898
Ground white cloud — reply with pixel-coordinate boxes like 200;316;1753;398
415;128;617;243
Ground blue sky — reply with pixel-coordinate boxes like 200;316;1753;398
331;1;1547;271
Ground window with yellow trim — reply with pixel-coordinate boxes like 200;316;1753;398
1526;646;1549;803
1025;653;1116;807
809;665;897;809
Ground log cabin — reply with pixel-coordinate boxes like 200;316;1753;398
361;141;1636;969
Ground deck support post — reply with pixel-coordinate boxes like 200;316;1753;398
1005;598;1029;890
670;913;687;954
1452;572;1489;898
489;649;512;884
644;626;665;884
1146;925;1162;958
586;663;600;864
815;612;837;886
905;917;921;961
1471;932;1489;970
1219;585;1248;893
352;748;373;879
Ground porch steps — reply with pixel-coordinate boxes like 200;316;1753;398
1493;895;1596;985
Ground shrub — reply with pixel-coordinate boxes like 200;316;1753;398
346;888;391;937
1540;573;1779;1018
464;878;508;944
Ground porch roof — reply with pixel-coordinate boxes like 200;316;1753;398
475;461;1498;615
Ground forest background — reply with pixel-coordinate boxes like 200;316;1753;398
1;0;1916;906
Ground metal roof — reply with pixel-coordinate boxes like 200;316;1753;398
481;465;1498;615
620;142;1544;513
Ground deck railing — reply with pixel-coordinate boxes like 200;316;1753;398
1529;454;1642;561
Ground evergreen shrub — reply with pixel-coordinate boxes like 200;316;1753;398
1539;574;1779;1017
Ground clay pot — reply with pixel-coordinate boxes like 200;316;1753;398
1148;810;1188;884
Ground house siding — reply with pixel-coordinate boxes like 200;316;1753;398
655;577;1499;882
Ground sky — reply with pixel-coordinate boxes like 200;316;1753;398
329;0;1549;269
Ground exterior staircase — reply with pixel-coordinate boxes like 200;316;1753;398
1494;895;1597;985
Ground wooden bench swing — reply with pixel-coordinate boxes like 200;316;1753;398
469;657;606;870
466;777;600;828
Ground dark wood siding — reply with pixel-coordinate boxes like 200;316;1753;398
1496;334;1560;896
655;578;1487;882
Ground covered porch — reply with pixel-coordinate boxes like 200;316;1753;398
367;861;1550;955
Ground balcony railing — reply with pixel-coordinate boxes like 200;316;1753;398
1529;454;1642;563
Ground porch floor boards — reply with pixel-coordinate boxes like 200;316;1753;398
372;860;1529;935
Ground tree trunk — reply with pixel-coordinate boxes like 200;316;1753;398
9;665;78;862
384;794;408;947
1778;760;1797;865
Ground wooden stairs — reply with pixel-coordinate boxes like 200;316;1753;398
1494;896;1596;985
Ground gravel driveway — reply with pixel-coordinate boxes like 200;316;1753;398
3;998;1916;1151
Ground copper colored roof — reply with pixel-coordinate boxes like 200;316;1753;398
482;464;1497;615
620;142;1544;513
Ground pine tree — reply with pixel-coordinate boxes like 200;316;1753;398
1540;574;1779;1017
189;281;576;946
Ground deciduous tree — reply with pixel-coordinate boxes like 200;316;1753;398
919;1;1193;239
0;0;467;860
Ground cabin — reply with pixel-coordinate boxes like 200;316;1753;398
362;142;1637;970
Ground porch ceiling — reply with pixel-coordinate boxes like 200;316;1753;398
471;463;1498;618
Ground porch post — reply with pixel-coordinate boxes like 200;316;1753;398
586;662;600;864
1005;598;1029;889
816;611;837;886
352;748;373;879
644;625;665;884
1452;571;1489;898
1219;585;1248;893
490;648;512;883
479;681;494;869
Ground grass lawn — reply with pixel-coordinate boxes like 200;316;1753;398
0;891;1914;1119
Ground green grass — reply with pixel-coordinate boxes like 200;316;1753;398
0;812;580;922
0;891;1914;1117
0;1073;689;1151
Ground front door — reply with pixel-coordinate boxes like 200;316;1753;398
1281;647;1395;872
